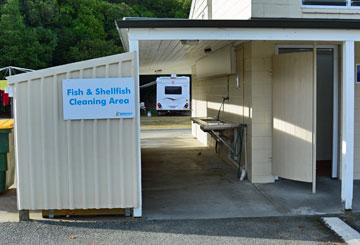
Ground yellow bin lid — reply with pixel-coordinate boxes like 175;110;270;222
0;119;14;129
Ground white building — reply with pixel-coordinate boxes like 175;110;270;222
7;0;360;218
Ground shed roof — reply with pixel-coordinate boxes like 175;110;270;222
117;17;360;75
116;17;360;30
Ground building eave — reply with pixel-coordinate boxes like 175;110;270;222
116;18;360;30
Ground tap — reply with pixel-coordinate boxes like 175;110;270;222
216;96;229;121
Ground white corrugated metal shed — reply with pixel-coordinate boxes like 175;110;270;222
7;53;141;212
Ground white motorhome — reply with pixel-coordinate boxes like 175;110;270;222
156;76;190;112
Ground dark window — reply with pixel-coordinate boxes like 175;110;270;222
352;0;360;6
303;0;347;5
303;0;360;6
278;48;313;54
165;86;182;95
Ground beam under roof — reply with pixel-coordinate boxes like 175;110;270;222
116;18;360;30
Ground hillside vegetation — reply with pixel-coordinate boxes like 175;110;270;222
0;0;191;72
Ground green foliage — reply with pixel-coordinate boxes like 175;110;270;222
0;0;192;69
20;0;60;27
0;0;57;68
0;0;26;67
123;0;191;18
100;1;136;43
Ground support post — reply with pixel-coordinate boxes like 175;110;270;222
341;40;355;210
129;39;142;218
312;44;317;194
332;46;339;178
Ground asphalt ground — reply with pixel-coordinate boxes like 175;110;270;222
0;216;344;244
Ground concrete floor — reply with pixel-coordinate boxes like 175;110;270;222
141;128;360;220
0;189;43;222
0;128;358;222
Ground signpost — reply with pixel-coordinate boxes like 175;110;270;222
62;78;135;120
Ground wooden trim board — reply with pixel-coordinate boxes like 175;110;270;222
42;209;126;218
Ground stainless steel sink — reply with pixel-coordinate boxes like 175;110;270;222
199;118;225;125
191;117;241;132
198;118;222;122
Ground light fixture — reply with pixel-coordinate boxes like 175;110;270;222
180;40;200;46
204;47;212;53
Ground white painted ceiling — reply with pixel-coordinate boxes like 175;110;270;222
139;40;236;75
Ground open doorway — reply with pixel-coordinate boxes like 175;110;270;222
139;40;353;220
316;48;335;177
139;75;192;117
139;73;262;219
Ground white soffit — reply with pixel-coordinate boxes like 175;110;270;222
139;40;236;74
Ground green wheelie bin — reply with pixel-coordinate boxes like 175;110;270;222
0;129;10;193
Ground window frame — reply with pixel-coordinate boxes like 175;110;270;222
301;0;360;9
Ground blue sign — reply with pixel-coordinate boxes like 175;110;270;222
62;78;135;120
357;64;360;83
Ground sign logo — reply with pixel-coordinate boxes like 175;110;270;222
62;78;135;120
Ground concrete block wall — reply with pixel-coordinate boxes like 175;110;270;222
250;41;360;182
191;65;208;145
252;0;299;18
191;42;253;178
248;41;275;183
191;41;276;183
252;0;360;19
192;40;360;182
242;43;253;178
189;0;360;20
338;42;360;180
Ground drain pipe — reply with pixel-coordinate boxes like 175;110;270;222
216;96;229;121
239;126;247;181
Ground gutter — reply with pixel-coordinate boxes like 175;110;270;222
116;17;360;30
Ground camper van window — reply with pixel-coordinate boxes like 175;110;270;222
165;86;182;95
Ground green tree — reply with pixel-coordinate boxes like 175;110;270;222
20;0;58;67
54;0;120;64
122;0;191;18
0;0;192;68
20;0;60;27
0;0;26;67
174;0;192;18
100;1;136;45
0;0;57;69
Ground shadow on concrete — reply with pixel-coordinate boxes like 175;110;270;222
32;216;342;243
0;188;17;213
140;129;359;220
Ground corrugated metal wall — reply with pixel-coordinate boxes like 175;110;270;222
8;53;140;210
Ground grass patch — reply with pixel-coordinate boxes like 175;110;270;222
141;116;191;129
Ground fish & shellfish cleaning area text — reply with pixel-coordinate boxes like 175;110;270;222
62;78;135;120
